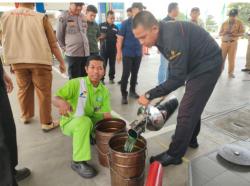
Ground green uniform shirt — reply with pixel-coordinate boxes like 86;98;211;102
56;77;111;127
87;21;100;53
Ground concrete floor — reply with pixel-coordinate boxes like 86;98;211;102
6;39;250;186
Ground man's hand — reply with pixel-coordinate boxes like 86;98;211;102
99;33;106;40
58;100;72;116
103;112;112;119
59;62;66;73
138;95;150;106
3;72;13;93
116;52;122;64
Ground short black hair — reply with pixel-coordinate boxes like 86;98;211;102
86;5;98;13
107;10;114;16
127;7;132;12
71;2;85;6
229;9;238;17
168;2;178;13
191;7;200;13
132;11;159;30
86;55;105;67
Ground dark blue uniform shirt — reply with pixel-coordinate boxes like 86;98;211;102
118;18;142;57
99;22;119;52
148;21;223;99
162;15;175;22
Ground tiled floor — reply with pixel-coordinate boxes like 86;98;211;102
190;147;250;186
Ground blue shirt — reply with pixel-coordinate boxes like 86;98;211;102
118;18;142;57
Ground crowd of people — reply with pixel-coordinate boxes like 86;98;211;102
0;2;249;185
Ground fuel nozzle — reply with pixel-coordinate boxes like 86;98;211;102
146;97;178;131
128;97;179;139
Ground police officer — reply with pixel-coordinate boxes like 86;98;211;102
99;10;119;84
132;11;222;166
57;3;90;79
219;9;244;78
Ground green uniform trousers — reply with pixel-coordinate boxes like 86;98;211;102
61;116;94;162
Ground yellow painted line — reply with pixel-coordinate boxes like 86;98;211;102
182;157;190;164
153;138;168;149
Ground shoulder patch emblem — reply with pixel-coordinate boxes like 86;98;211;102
59;17;64;22
168;50;181;61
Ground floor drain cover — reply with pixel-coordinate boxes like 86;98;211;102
205;109;250;140
218;144;250;166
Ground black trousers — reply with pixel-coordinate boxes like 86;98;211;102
120;56;142;96
167;66;221;158
101;49;116;80
65;55;88;79
0;86;18;186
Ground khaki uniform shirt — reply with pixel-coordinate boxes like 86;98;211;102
56;11;89;57
220;19;245;42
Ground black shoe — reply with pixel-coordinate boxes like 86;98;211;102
122;96;128;104
171;135;199;149
150;151;182;166
189;139;199;148
109;79;115;84
117;80;121;85
241;68;250;72
71;161;97;178
129;91;139;99
14;168;31;182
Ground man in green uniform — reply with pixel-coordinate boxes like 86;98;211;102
53;55;111;178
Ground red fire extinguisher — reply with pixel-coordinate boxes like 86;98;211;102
145;161;163;186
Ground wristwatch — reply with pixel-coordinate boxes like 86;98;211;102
145;92;151;100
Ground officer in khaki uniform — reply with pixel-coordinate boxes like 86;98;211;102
219;9;244;78
0;3;66;131
242;17;250;72
57;3;90;79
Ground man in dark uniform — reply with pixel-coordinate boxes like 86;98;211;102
0;60;30;185
116;3;144;104
99;10;119;84
132;11;222;166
